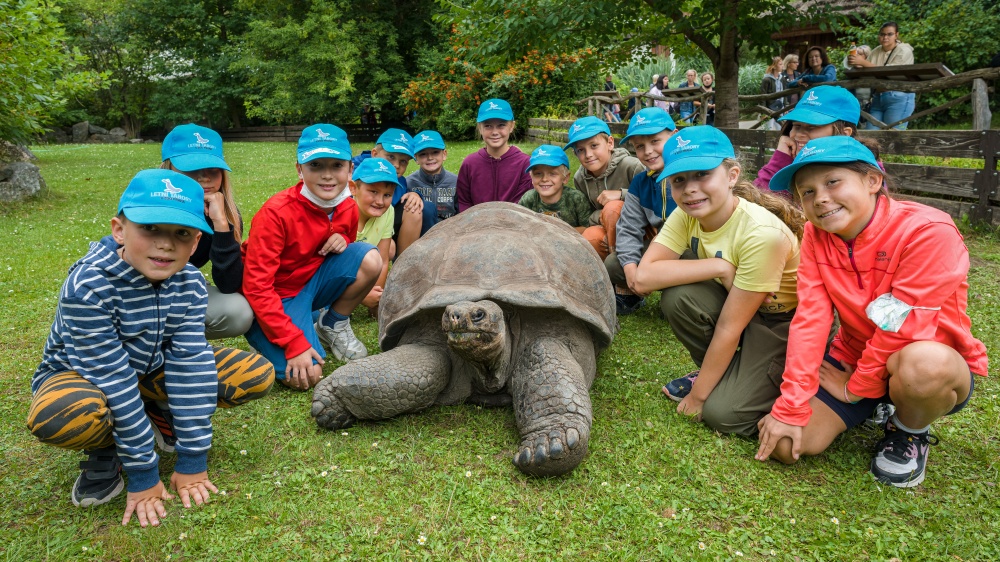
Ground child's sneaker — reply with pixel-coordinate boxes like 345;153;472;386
144;400;176;453
864;402;896;428
615;294;645;316
870;419;938;488
72;447;124;507
315;310;368;361
662;370;699;402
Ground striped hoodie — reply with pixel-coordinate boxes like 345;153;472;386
32;236;218;492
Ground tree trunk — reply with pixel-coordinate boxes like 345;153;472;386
712;1;741;129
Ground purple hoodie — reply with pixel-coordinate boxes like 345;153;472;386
456;147;533;212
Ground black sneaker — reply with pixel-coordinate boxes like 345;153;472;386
145;401;177;453
662;370;699;402
870;419;938;488
615;294;645;316
72;447;124;507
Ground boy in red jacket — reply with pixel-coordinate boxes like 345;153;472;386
242;124;381;390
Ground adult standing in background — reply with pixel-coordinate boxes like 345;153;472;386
760;57;785;130
649;75;669;111
849;22;916;130
787;46;837;88
677;69;700;124
781;54;801;105
602;74;620;123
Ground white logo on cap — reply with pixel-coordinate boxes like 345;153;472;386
398;133;408;142
162;179;182;194
193;132;209;145
676;136;691;147
800;146;823;158
635;115;648;125
536;148;550;156
151;178;192;203
391;144;408;151
805;91;820;104
377;161;391;173
488;102;502;110
315;129;331;139
572;124;583;132
420;134;433;141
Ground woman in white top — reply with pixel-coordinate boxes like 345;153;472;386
848;22;916;130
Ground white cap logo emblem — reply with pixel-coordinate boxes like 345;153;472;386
377;161;391;173
420;134;432;141
635;115;648;125
488;102;501;110
398;133;408;142
162;179;182;194
800;146;822;158
806;91;820;104
193;132;209;145
315;128;330;139
536;148;549;156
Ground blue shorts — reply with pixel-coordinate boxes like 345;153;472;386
244;242;376;377
815;355;975;430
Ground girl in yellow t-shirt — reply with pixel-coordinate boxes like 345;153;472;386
634;126;804;436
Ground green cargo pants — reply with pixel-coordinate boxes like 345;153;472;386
661;279;794;437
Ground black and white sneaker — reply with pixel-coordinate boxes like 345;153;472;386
615;294;645;316
145;400;177;453
864;402;896;428
870;419;938;488
71;447;124;507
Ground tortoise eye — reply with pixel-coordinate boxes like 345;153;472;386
471;309;486;322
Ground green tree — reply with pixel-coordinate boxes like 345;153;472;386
0;0;97;142
440;0;845;128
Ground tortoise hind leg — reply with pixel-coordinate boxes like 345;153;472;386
312;344;451;430
510;336;593;477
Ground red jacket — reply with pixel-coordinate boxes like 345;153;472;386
772;197;988;426
241;184;358;359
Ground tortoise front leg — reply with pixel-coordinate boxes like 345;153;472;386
312;344;451;430
510;337;593;477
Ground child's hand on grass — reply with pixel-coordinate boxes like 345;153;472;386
677;394;705;421
756;414;802;461
122;481;172;528
170;471;219;508
319;234;347;256
400;192;424;214
285;349;324;390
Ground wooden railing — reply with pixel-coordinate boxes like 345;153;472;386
216;124;388;143
526;118;1000;226
580;67;999;131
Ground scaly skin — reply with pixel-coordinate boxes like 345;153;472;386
312;343;451;429
510;332;594;477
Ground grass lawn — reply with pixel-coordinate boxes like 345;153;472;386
2;140;998;561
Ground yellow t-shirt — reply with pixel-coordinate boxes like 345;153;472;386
356;205;395;246
654;197;799;313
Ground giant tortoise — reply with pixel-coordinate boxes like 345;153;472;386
312;202;617;476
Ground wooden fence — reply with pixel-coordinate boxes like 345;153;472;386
526;118;1000;226
582;67;999;131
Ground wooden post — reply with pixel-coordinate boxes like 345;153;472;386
588;99;595;116
699;92;709;124
971;78;992;131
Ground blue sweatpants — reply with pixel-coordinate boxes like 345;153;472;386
245;242;376;378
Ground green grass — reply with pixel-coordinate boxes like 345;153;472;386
2;141;999;561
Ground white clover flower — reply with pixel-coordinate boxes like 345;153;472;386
831;517;839;525
736;551;743;557
342;432;349;436
81;546;88;551
465;471;472;478
601;482;608;486
698;542;706;551
275;480;281;487
220;490;228;496
242;424;248;429
490;515;497;521
372;442;378;448
418;534;427;545
246;493;253;499
770;549;777;556
179;532;188;540
321;471;329;477
790;518;796;524
240;450;247;455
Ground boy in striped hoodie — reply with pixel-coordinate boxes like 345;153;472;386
27;169;274;528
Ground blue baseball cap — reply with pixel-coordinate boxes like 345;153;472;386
376;128;414;157
620;108;676;144
525;144;570;172
769;136;880;192
564;116;612;150
161;124;231;172
352;157;402;186
412;130;446;154
780;85;861;126
477;98;514;122
656;126;735;182
118;169;213;234
298;124;352;163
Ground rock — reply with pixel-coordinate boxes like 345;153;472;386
42;128;69;144
0;162;46;202
0;141;35;162
72;121;90;143
89;134;127;143
130;138;144;144
88;123;109;135
109;127;127;136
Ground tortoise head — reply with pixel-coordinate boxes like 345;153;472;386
442;300;510;392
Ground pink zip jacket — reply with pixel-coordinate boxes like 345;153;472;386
456;147;533;212
771;197;988;426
